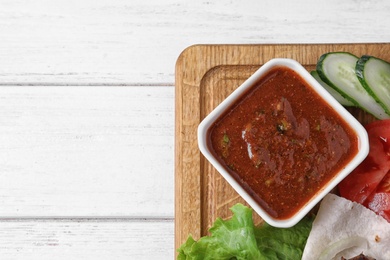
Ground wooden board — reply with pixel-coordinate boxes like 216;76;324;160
174;43;390;251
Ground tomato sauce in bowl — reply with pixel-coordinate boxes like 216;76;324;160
198;59;369;227
208;66;358;219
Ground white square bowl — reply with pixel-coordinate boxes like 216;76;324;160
197;58;369;228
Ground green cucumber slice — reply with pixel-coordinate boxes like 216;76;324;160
316;52;389;119
356;55;390;115
311;70;354;107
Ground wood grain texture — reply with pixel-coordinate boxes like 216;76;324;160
0;219;173;259
0;86;174;217
175;43;389;250
1;0;389;84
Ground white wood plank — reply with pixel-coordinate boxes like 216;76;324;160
0;0;389;84
0;86;174;217
0;219;174;259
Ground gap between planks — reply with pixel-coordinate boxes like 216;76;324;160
0;216;174;222
0;83;175;87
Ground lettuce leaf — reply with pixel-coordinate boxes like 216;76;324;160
177;204;313;260
254;217;313;259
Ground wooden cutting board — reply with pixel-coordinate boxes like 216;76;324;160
174;43;390;251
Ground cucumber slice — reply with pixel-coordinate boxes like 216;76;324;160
311;70;354;107
317;52;389;119
356;55;390;115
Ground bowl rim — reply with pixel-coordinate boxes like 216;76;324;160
197;58;369;228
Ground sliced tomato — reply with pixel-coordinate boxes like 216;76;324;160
338;119;390;204
364;172;390;222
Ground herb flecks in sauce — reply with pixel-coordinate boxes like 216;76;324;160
208;67;358;219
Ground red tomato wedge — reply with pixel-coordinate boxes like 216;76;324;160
364;172;390;222
338;120;390;204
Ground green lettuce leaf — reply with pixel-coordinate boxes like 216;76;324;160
254;217;313;259
177;204;313;260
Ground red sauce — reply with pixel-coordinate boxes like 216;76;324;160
208;66;359;219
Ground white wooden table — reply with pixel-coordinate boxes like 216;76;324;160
0;0;389;259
